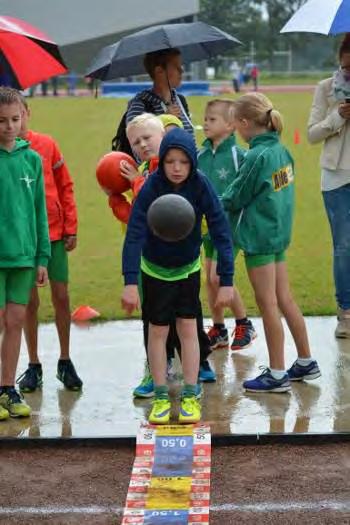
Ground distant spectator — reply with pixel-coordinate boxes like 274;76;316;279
85;77;95;95
241;65;250;85
28;85;37;98
230;60;241;93
251;65;259;91
67;71;78;96
41;81;48;96
51;76;59;96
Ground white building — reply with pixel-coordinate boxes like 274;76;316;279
0;0;199;71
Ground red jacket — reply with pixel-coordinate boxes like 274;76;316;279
109;157;159;224
26;130;77;241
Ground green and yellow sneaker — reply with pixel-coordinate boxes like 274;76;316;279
149;398;171;425
179;395;201;424
0;387;31;418
0;405;9;421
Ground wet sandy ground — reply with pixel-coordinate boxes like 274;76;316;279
1;317;349;524
2;316;350;439
0;442;349;524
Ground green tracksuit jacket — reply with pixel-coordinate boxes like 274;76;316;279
221;131;295;255
0;138;50;268
197;134;246;198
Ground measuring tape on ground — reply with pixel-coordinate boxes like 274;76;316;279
122;423;211;524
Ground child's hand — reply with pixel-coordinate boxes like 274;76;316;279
120;160;139;182
215;286;234;309
64;235;77;251
167;103;182;118
121;285;140;315
36;266;48;287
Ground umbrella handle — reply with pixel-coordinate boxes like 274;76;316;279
165;71;176;104
174;92;195;130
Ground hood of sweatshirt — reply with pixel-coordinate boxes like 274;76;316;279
158;128;197;182
0;137;29;156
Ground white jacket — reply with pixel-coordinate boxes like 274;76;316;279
308;77;349;170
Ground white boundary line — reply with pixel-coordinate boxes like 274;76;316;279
0;500;350;515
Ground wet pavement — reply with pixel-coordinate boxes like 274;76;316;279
1;317;350;439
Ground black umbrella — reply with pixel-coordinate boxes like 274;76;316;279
85;21;242;80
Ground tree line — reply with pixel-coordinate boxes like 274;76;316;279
199;0;340;71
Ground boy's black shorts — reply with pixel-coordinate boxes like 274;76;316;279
141;270;200;326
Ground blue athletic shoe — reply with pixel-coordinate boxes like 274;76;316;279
199;360;216;383
287;360;321;381
133;371;154;398
243;367;291;393
194;382;203;399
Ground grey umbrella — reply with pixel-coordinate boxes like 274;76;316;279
85;21;242;80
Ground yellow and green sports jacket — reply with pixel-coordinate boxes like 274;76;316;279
222;131;295;255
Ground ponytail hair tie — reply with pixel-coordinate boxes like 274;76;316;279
267;108;273;116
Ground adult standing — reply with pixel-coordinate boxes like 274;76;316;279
126;49;193;135
308;34;350;338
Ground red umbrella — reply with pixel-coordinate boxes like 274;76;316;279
0;16;67;89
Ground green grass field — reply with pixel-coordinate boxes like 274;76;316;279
28;93;334;321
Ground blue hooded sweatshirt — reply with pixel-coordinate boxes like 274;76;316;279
122;128;234;286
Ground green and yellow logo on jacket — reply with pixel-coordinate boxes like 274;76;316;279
272;164;294;192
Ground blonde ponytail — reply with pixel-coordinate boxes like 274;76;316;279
234;92;283;134
269;108;283;134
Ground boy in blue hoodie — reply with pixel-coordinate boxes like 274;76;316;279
122;128;234;424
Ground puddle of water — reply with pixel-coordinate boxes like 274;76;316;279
1;317;349;439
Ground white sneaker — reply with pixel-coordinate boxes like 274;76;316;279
335;308;350;338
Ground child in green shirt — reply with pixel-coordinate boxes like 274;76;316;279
198;99;256;352
0;87;50;419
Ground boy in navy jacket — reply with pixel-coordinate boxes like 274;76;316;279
122;128;234;424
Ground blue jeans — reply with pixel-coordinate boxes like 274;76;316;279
323;184;350;309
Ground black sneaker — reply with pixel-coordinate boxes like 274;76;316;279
207;326;229;349
16;364;43;393
57;360;83;391
231;320;257;351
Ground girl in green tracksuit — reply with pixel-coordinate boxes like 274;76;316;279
222;92;321;393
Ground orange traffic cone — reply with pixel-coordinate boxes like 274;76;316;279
293;129;301;145
71;305;100;322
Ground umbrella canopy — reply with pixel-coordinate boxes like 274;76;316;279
281;0;350;35
0;16;67;89
86;21;241;80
